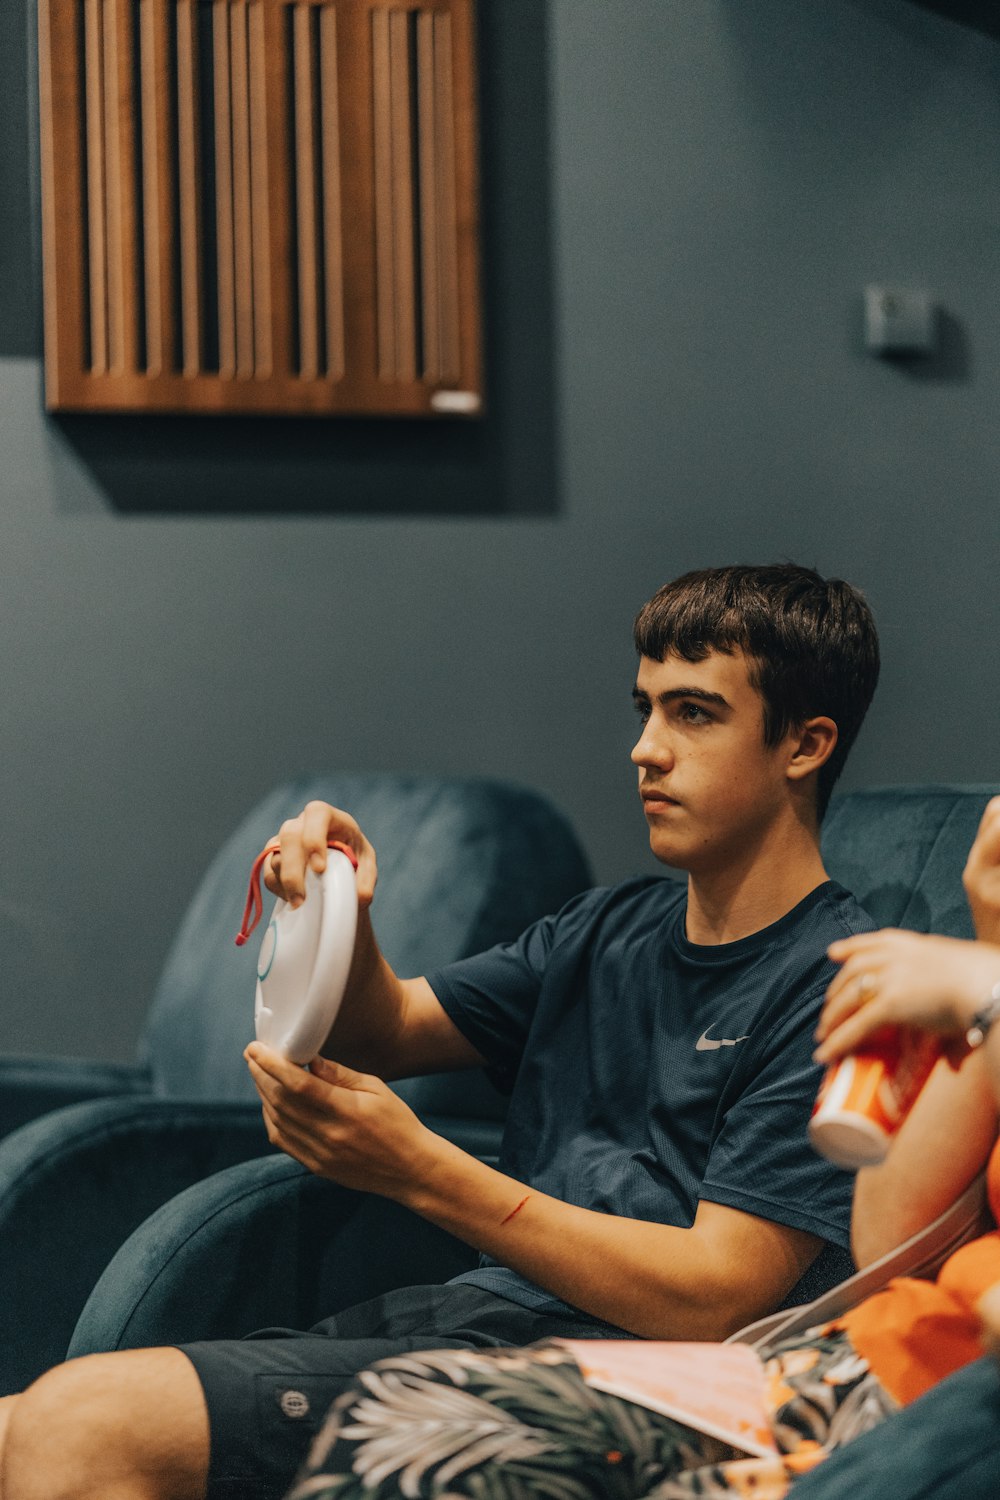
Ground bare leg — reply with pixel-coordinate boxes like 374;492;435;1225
0;1349;210;1500
0;1398;18;1478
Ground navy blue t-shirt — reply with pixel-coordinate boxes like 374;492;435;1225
426;876;872;1314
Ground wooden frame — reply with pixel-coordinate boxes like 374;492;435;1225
38;0;483;415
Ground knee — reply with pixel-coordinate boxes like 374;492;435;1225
3;1358;133;1500
2;1348;209;1500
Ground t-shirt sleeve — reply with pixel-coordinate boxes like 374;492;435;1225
698;985;856;1248
426;887;604;1089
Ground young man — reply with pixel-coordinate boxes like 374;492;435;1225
0;563;881;1500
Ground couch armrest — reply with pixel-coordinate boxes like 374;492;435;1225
0;1054;151;1138
0;1097;270;1394
69;1154;479;1358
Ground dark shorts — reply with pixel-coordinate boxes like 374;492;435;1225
178;1282;629;1500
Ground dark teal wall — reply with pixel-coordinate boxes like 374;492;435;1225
2;0;999;1061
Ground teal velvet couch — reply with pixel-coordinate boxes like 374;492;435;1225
64;784;999;1370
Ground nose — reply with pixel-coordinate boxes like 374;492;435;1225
631;718;673;771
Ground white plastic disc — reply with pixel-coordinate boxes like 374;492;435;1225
254;849;358;1062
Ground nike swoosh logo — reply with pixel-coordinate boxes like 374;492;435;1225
696;1028;750;1051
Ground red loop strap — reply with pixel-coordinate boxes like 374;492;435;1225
235;839;358;947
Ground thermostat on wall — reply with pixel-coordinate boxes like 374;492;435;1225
864;285;936;356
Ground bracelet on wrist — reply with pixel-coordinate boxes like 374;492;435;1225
965;980;1000;1049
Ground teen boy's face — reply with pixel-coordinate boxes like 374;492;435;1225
631;649;796;875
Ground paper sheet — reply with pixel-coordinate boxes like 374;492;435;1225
558;1339;779;1460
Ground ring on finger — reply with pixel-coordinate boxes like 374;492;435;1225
855;971;879;1005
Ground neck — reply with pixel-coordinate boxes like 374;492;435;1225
684;807;829;945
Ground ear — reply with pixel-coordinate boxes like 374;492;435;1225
785;716;838;783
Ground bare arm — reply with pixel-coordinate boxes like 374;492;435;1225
814;929;1000;1264
246;1044;822;1340
848;1050;997;1266
264;801;485;1078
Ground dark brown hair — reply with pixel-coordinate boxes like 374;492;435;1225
633;563;880;817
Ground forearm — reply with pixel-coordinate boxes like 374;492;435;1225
401;1138;815;1341
319;911;408;1075
851;1049;999;1266
319;913;482;1079
987;1024;1000;1108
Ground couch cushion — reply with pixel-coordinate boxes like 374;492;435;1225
822;785;998;938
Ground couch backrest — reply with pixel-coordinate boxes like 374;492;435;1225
821;784;999;937
139;775;592;1103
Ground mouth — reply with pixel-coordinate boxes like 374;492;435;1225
641;791;679;814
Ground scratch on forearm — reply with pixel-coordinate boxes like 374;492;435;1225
500;1195;530;1226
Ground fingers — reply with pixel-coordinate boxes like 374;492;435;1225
964;798;1000;941
246;1044;344;1167
244;1044;370;1116
815;930;914;1057
816;928;992;1062
814;996;897;1063
261;802;378;909
826;930;903;964
973;797;1000;857
964;798;1000;883
245;1047;308;1110
818;945;895;1039
257;1095;322;1170
307;1054;370;1090
245;1044;421;1193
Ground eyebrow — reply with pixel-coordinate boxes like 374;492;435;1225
631;686;732;711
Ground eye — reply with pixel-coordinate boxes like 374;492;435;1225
679;702;712;724
633;698;651;724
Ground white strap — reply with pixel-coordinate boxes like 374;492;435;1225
728;1172;991;1351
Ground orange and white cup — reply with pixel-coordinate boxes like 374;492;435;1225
809;1031;940;1170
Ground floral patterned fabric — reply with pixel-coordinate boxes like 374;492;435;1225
284;1326;897;1500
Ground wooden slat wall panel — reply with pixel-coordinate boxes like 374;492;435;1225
176;0;203;376
260;0;293;380
38;0;87;404
293;3;320;379
39;0;483;415
213;0;237;377
371;6;394;380
319;5;344;378
104;0;142;374
335;0;377;387
248;1;273;375
415;12;438;379
83;0;109;373
230;2;255;376
431;9;460;381
388;8;416;381
446;0;481;400
139;0;174;376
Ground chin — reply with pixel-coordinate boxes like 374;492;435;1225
648;833;690;870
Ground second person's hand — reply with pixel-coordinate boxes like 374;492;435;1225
814;928;1000;1065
